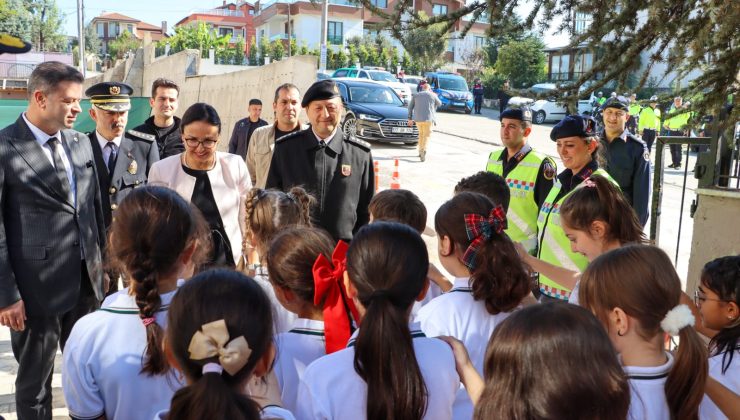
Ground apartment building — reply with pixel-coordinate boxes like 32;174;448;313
90;12;167;54
175;1;257;53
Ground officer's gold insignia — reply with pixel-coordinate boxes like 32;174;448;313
110;86;120;95
341;164;351;176
128;160;138;175
543;161;556;180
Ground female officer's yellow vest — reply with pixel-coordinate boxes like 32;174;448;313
486;149;552;254
536;168;617;300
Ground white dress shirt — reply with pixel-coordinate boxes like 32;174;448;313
23;112;76;205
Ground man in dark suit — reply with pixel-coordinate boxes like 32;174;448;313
228;98;267;160
0;62;106;419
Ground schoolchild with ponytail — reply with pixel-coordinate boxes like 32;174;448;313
296;222;460;420
579;244;708;420
697;255;740;419
266;226;357;413
416;191;531;419
160;269;294;420
63;186;208;420
243;186;314;332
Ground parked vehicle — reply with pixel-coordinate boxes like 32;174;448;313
332;67;412;103
424;71;474;114
398;75;425;92
317;71;332;81
508;83;596;124
332;78;418;145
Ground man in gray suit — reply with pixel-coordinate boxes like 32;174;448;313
0;61;106;419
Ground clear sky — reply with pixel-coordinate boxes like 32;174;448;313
57;0;569;47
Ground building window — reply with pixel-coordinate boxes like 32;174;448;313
218;27;234;38
249;9;254;15
126;24;134;34
97;22;105;37
474;36;485;49
550;53;571;81
573;50;593;79
432;4;448;16
328;21;343;45
574;12;591;35
370;0;387;8
108;22;119;37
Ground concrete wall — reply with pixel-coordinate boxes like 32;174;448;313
686;188;740;293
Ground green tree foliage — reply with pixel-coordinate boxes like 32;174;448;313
494;36;546;88
397;12;446;73
298;42;309;56
234;36;245;64
248;38;259;65
82;23;102;55
289;38;297;56
0;0;32;41
26;0;66;52
259;35;271;64
271;39;285;61
108;30;141;59
161;22;230;58
334;49;348;69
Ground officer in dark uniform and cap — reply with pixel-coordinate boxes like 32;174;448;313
85;82;159;268
265;79;374;242
486;107;556;255
599;95;650;226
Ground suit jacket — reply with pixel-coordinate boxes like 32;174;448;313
246;123;308;188
0;116;106;316
148;152;251;263
89;130;160;229
228;117;268;160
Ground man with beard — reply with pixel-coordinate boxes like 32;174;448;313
132;78;184;159
247;83;307;188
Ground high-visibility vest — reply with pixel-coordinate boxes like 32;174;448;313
536;168;618;300
486;149;553;254
638;106;661;131
629;103;642;117
664;106;691;130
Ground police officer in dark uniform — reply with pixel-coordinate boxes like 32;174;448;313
266;80;374;242
86;82;159;292
599;96;651;226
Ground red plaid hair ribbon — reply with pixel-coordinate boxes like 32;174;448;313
462;205;507;270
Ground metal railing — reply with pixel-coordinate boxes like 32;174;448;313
0;62;37;79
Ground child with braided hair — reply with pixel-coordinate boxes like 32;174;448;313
243;186;314;333
63;186;209;420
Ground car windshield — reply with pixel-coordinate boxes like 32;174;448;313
369;71;397;82
350;86;402;105
439;77;468;91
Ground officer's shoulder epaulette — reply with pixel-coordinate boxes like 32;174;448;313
346;134;371;151
127;129;156;142
275;129;304;144
626;133;646;146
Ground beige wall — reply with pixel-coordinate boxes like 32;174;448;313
686;188;740;292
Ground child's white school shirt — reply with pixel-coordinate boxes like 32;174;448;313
254;266;297;333
274;318;327;413
411;281;445;319
295;322;459;420
699;349;740;420
623;351;674;420
63;288;183;420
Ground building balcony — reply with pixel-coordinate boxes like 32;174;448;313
194;8;245;17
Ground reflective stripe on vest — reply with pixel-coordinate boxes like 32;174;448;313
486;149;548;254
536;169;617;300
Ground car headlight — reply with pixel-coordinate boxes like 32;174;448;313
465;92;473;100
440;92;452;99
358;113;382;122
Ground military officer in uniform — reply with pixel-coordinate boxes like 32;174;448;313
599;96;651;227
85;82;159;291
486;107;556;255
266;80;374;242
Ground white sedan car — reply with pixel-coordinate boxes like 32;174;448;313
507;83;596;124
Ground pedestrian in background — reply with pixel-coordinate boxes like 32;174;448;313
408;80;441;162
228;98;268;161
472;78;484;114
663;96;692;169
638;95;661;154
497;80;511;117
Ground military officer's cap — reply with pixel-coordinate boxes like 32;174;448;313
500;107;532;122
601;95;629;111
0;33;32;54
550;115;597;141
85;82;133;112
301;80;342;107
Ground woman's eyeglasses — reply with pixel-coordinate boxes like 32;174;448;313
184;139;218;149
694;289;727;306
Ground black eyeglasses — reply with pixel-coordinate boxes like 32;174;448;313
184;139;218;149
694;289;727;306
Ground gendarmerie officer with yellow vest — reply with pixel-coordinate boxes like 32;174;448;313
638;95;661;154
536;115;618;301
85;82;160;230
486;107;556;254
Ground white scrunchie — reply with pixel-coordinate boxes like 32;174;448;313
660;304;694;336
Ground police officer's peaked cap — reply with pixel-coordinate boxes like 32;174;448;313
85;82;133;112
601;96;629;111
301;80;342;107
0;33;32;54
550;115;597;141
500;107;532;122
650;95;659;101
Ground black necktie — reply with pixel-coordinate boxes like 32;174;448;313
47;137;73;201
106;142;117;176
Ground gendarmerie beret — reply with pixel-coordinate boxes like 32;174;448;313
85;82;133;112
301;80;342;108
500;107;532;122
550;115;597;141
601;96;630;111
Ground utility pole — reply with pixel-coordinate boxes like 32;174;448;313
319;0;328;71
77;0;86;77
287;0;291;58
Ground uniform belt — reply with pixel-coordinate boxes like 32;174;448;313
539;284;570;301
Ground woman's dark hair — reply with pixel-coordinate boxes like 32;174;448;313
579;245;708;420
266;226;335;304
435;192;531;314
109;186;208;375
347;222;429;420
167;269;274;420
701;255;740;374
560;174;647;245
180;102;222;133
244;187;314;256
475;303;631;419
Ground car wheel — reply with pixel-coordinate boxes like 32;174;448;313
534;110;546;124
343;115;357;138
